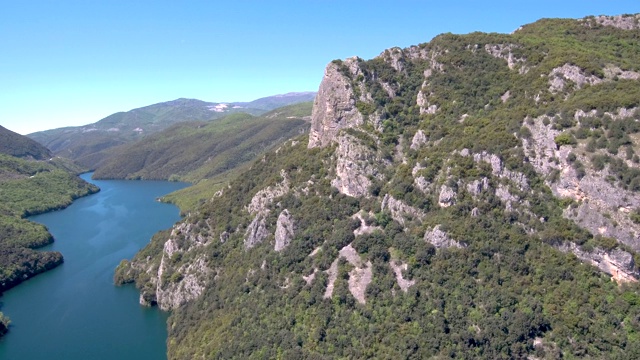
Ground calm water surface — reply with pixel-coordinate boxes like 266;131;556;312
0;173;188;359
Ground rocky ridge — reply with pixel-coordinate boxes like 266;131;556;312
118;14;640;359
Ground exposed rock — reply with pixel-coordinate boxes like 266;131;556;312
243;170;292;249
501;90;511;103
603;65;640;80
381;194;425;226
495;184;519;212
564;201;640;252
466;177;490;197
380;82;396;98
170;222;209;247
247;169;290;214
438;184;457;207
414;176;430;193
472;151;529;190
244;213;269;249
424;225;464;249
471;207;480;217
154;255;210;311
303;268;318;285
331;134;383;197
309;246;322;257
274;209;295;252
523;114;640;251
484;43;528;74
309;58;365;148
389;259;415;292
352;211;381;236
219;231;229;243
416;89;438;114
557;242;638;283
379;47;406;72
590;14;640;30
324;244;373;304
521;115;562;175
548;64;602;93
410;130;428;150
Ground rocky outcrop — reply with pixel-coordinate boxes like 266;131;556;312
389;260;415;292
379;47;406;73
548;64;602;93
331;134;383;197
469;151;529;190
302;268;318;285
424;225;464;249
410;130;428;150
603;65;640;80
522;113;640;251
244;214;269;249
308;58;365;148
352;211;381;236
416;89;438;114
247;169;290;214
245;170;291;249
324;244;372;304
381;194;425;226
484;43;528;74
274;209;295;252
588;14;640;30
558;242;638;283
467;177;490;197
438;184;457;207
154;255;210;310
138;221;213;311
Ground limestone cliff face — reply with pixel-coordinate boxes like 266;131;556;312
274;209;295;252
331;134;383;197
523;111;640;253
308;58;364;148
136;222;211;311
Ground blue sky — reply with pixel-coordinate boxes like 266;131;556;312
1;1;638;135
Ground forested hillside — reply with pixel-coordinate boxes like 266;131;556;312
0;126;51;160
117;14;640;358
28;93;315;169
92;102;311;211
0;129;98;335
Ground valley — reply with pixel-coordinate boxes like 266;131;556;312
2;10;640;360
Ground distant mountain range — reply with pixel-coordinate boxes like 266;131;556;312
27;92;316;168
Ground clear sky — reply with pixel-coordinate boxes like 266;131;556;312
1;1;638;135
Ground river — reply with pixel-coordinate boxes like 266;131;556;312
0;173;188;359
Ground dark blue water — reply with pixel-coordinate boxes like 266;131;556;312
0;173;188;359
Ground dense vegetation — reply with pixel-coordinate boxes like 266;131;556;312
0;133;99;335
117;14;640;359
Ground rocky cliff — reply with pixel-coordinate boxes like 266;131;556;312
119;13;640;359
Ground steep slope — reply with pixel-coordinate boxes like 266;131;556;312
28;93;315;169
0;125;51;160
117;14;640;359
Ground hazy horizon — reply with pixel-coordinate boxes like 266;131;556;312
2;1;638;135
